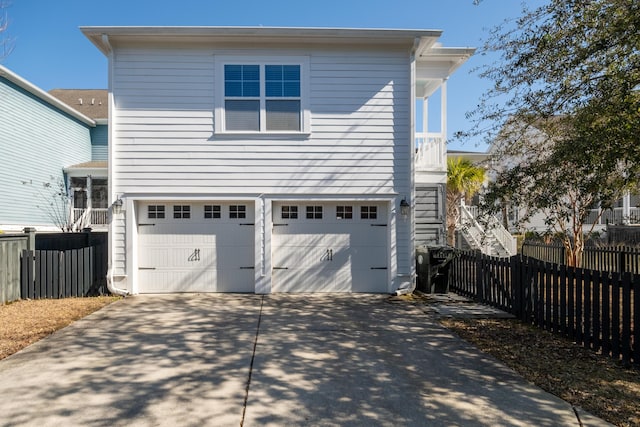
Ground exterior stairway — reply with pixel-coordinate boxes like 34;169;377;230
457;201;517;258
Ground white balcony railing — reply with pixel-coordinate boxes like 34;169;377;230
72;208;109;229
585;207;640;226
415;133;445;171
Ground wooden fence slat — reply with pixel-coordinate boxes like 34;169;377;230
545;262;552;331
65;250;72;297
576;269;584;346
633;274;639;367
584;269;592;349
592;270;601;353
602;272;611;357
621;273;632;366
559;264;567;336
612;272;621;361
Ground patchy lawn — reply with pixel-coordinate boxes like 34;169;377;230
0;296;120;360
441;318;640;427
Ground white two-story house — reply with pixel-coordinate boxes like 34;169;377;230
82;26;472;294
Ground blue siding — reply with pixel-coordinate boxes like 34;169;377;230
91;124;108;161
0;77;92;230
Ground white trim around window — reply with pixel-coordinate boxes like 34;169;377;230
214;55;311;135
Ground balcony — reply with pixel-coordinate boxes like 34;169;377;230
415;132;446;172
585;207;640;226
72;208;108;231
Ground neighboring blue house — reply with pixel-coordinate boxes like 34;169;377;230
0;65;108;232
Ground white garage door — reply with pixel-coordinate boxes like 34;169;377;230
272;202;388;293
138;202;255;293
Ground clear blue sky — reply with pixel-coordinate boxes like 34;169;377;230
1;0;543;151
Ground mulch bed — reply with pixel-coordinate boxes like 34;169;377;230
0;296;120;360
440;317;640;427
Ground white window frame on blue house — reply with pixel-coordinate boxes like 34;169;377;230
214;55;310;135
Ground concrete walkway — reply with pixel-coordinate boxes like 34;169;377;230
0;294;610;426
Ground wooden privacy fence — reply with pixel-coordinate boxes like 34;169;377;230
0;235;28;304
521;241;640;275
450;251;639;367
20;244;108;299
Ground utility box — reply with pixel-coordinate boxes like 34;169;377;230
415;245;455;293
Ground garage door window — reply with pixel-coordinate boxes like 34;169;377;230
361;206;377;220
204;205;221;219
336;206;353;220
230;205;246;219
281;205;298;219
174;205;191;219
148;205;165;219
306;206;323;219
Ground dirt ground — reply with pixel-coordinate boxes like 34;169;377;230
1;296;638;426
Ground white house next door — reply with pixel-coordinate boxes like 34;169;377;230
271;202;389;293
137;201;255;293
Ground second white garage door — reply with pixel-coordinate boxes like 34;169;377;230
271;202;389;293
137;202;255;293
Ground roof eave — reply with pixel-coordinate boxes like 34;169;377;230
0;65;96;127
81;26;444;54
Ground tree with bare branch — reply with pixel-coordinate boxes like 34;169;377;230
0;0;14;61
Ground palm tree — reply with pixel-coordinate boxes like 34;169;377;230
446;158;486;246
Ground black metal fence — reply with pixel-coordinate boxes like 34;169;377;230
450;251;639;368
521;241;640;275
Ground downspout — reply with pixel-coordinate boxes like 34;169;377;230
396;37;422;296
102;33;129;297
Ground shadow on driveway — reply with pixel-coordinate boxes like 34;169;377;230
0;294;603;426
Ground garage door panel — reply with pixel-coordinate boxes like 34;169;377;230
351;269;388;293
271;201;388;293
272;267;351;293
138;269;218;293
219;269;255;293
350;246;387;266
138;201;255;293
217;246;255;269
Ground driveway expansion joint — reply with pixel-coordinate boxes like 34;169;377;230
240;294;264;427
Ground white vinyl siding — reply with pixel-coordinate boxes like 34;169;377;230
110;46;411;277
112;49;409;193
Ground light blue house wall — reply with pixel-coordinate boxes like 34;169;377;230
0;71;94;231
90;124;108;161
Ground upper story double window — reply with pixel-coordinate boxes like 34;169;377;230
215;57;309;134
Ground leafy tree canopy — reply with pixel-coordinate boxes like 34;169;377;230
465;0;640;264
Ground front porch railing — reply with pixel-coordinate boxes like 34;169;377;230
72;208;108;228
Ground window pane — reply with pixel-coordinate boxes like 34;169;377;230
243;81;260;97
242;65;259;80
283;65;300;80
283;82;300;97
266;100;300;131
225;65;242;80
266;65;300;98
225;81;242;97
225;65;259;97
265;81;282;97
226;100;259;131
265;65;282;80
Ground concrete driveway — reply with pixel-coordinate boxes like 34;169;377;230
0;294;609;427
